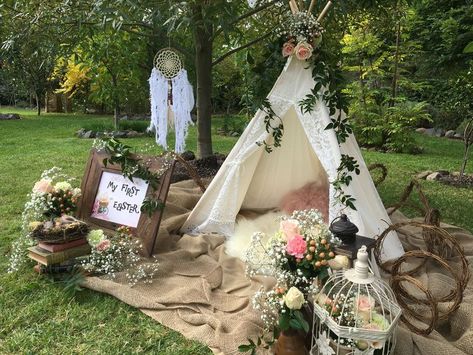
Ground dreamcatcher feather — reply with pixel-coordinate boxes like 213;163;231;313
148;48;194;153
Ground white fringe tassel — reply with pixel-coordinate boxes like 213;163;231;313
148;68;195;153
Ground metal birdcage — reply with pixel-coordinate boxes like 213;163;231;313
311;246;401;355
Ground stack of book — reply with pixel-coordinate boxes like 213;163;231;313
28;238;91;272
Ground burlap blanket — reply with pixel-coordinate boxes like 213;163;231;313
83;181;473;355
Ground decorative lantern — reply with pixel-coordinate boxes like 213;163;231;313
311;246;401;355
329;214;359;245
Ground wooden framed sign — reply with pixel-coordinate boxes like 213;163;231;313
77;149;175;256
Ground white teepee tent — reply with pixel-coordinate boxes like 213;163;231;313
182;57;404;262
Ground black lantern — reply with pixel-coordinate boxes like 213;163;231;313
329;214;359;245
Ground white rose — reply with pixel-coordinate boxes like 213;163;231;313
283;287;305;310
55;181;72;191
328;255;350;270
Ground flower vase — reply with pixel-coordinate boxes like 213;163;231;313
275;329;308;355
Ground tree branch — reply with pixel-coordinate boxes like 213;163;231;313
213;0;280;39
212;30;273;66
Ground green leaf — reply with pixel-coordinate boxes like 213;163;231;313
463;41;473;54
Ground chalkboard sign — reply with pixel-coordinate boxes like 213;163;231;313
77;149;175;256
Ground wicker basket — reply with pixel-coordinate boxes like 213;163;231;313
31;216;90;244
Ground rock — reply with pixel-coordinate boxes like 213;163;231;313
426;171;449;181
113;131;127;138
437;170;450;176
76;128;85;137
0;113;21;120
231;131;240;137
416;171;432;180
82;130;94;139
181;151;195;161
423;128;445;137
454;133;463;139
435;128;446;137
126;130;139;138
445;130;456;138
415;127;427;133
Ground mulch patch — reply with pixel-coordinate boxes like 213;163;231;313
439;175;473;188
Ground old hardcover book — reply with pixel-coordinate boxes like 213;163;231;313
38;238;87;253
28;244;91;266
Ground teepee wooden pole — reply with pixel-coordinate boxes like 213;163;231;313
317;0;333;22
308;0;317;13
289;1;297;13
290;0;299;12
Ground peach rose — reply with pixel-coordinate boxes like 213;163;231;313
96;239;111;252
282;41;295;57
33;179;53;194
355;295;375;313
294;41;313;61
280;219;300;240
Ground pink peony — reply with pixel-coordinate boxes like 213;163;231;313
96;239;111;252
282;41;295;57
294;42;313;61
280;219;300;241
286;234;307;259
355;295;375;313
33;179;53;194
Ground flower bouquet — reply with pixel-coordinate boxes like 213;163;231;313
82;226;159;286
279;12;325;60
242;210;340;352
9;167;82;271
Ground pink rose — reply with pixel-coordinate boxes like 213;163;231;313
33;179;53;194
355;295;375;313
280;219;300;241
286;234;307;259
96;239;111;252
282;41;295;57
294;42;313;61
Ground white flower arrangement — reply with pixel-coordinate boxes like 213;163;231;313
8;167;81;272
82;226;159;287
278;12;325;60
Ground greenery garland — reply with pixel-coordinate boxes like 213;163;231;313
100;138;171;216
258;24;360;210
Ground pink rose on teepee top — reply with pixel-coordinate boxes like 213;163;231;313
295;41;313;61
33;179;54;194
286;234;307;259
282;41;295;57
280;219;300;241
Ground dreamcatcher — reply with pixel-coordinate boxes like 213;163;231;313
148;48;195;153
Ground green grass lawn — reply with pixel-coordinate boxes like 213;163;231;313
1;108;472;354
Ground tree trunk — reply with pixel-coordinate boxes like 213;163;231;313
36;92;41;116
390;10;401;107
194;6;214;158
111;73;120;130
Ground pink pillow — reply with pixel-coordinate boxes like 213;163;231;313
279;181;329;222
